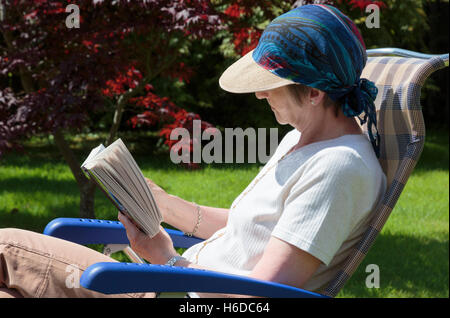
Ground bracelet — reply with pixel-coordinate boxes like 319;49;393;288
184;202;202;237
165;255;186;266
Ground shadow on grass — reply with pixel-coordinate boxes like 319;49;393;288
0;200;80;233
0;176;77;194
340;232;449;298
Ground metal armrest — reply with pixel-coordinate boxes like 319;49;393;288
43;217;203;248
367;47;449;66
81;262;328;298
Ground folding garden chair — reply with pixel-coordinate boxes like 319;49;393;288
43;48;449;298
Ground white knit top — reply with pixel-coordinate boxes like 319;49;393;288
182;129;386;293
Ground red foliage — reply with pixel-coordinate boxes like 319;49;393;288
98;61;213;168
126;83;214;169
0;0;222;165
232;27;262;56
164;62;195;84
343;0;387;11
224;4;245;18
102;66;143;98
1;0;388;164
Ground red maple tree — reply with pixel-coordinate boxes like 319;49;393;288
0;0;222;217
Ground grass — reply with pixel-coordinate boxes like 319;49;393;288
0;129;448;298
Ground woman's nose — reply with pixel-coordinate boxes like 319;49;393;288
255;91;268;100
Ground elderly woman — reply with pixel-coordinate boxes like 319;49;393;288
0;4;385;298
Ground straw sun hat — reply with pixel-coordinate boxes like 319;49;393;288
219;49;296;94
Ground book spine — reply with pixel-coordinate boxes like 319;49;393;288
83;168;148;235
84;168;127;214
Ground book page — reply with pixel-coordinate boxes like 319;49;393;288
81;144;105;168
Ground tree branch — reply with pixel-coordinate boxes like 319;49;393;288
105;75;151;146
105;47;178;146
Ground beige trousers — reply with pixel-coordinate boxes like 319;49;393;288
0;228;154;298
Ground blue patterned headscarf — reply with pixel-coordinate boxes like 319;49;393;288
253;4;380;157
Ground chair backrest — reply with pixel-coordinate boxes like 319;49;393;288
321;49;449;297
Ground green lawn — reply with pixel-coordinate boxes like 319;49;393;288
0;130;448;298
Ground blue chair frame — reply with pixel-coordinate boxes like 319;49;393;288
43;217;326;298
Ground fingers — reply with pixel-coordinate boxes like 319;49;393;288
118;211;139;240
117;211;128;225
117;212;177;264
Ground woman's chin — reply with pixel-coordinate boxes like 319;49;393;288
274;117;289;125
271;108;288;125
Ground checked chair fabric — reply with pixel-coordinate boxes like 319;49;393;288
321;54;448;297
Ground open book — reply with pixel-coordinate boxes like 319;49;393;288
81;138;162;238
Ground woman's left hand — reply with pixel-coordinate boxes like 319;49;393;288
118;211;178;264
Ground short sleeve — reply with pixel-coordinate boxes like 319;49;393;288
271;149;374;266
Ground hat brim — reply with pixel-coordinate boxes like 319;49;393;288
219;49;296;94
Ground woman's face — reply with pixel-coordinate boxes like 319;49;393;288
255;86;319;129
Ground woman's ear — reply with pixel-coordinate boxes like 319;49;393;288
309;88;326;106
